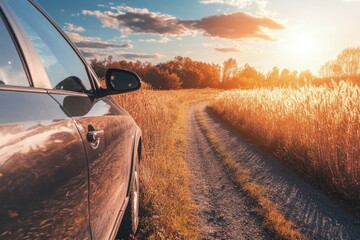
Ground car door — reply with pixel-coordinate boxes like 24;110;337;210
0;3;90;239
51;94;136;240
4;1;136;239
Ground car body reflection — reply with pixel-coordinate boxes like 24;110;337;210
0;120;90;239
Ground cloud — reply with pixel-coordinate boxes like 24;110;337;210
139;37;171;43
79;46;162;61
76;41;133;49
214;47;241;53
80;48;109;59
82;50;163;61
200;0;250;8
66;32;133;49
200;0;224;4
63;27;163;62
115;52;164;60
82;7;192;35
200;0;268;9
187;12;284;40
64;22;85;32
204;43;242;53
83;7;283;40
120;43;133;48
199;0;268;13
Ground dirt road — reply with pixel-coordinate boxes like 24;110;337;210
187;103;360;240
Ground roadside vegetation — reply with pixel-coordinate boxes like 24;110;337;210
209;82;360;207
113;89;218;239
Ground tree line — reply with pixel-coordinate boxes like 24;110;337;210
90;46;360;90
91;56;220;90
318;47;360;84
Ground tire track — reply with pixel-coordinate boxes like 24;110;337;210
187;104;276;240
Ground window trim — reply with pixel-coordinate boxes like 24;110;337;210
0;1;52;89
0;6;32;88
0;0;103;96
28;0;102;95
0;84;48;94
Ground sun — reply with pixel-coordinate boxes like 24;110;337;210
291;33;316;58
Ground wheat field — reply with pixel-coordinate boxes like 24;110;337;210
209;82;360;204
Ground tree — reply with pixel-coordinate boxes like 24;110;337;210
222;58;238;87
279;68;291;83
337;47;360;77
267;67;280;83
156;56;220;89
234;64;265;88
298;70;314;84
143;67;181;90
198;63;221;88
90;58;106;78
320;60;342;78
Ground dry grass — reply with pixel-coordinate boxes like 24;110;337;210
209;82;360;205
112;89;218;239
195;106;303;240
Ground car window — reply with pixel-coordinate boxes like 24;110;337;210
6;0;92;93
0;15;29;87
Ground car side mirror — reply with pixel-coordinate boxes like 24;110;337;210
105;68;141;95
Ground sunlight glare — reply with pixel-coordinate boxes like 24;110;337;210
291;33;316;58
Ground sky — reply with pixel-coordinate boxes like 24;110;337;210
35;0;360;75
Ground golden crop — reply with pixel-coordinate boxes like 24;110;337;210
210;82;360;204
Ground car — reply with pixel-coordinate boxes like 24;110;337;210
0;0;142;239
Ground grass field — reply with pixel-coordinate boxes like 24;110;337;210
113;89;218;239
209;82;360;206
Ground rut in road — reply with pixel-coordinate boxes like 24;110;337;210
187;105;275;240
187;103;360;240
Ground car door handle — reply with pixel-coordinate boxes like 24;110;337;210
87;130;104;142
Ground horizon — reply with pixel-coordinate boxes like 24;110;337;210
36;0;360;76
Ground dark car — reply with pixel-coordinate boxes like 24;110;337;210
0;0;142;239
